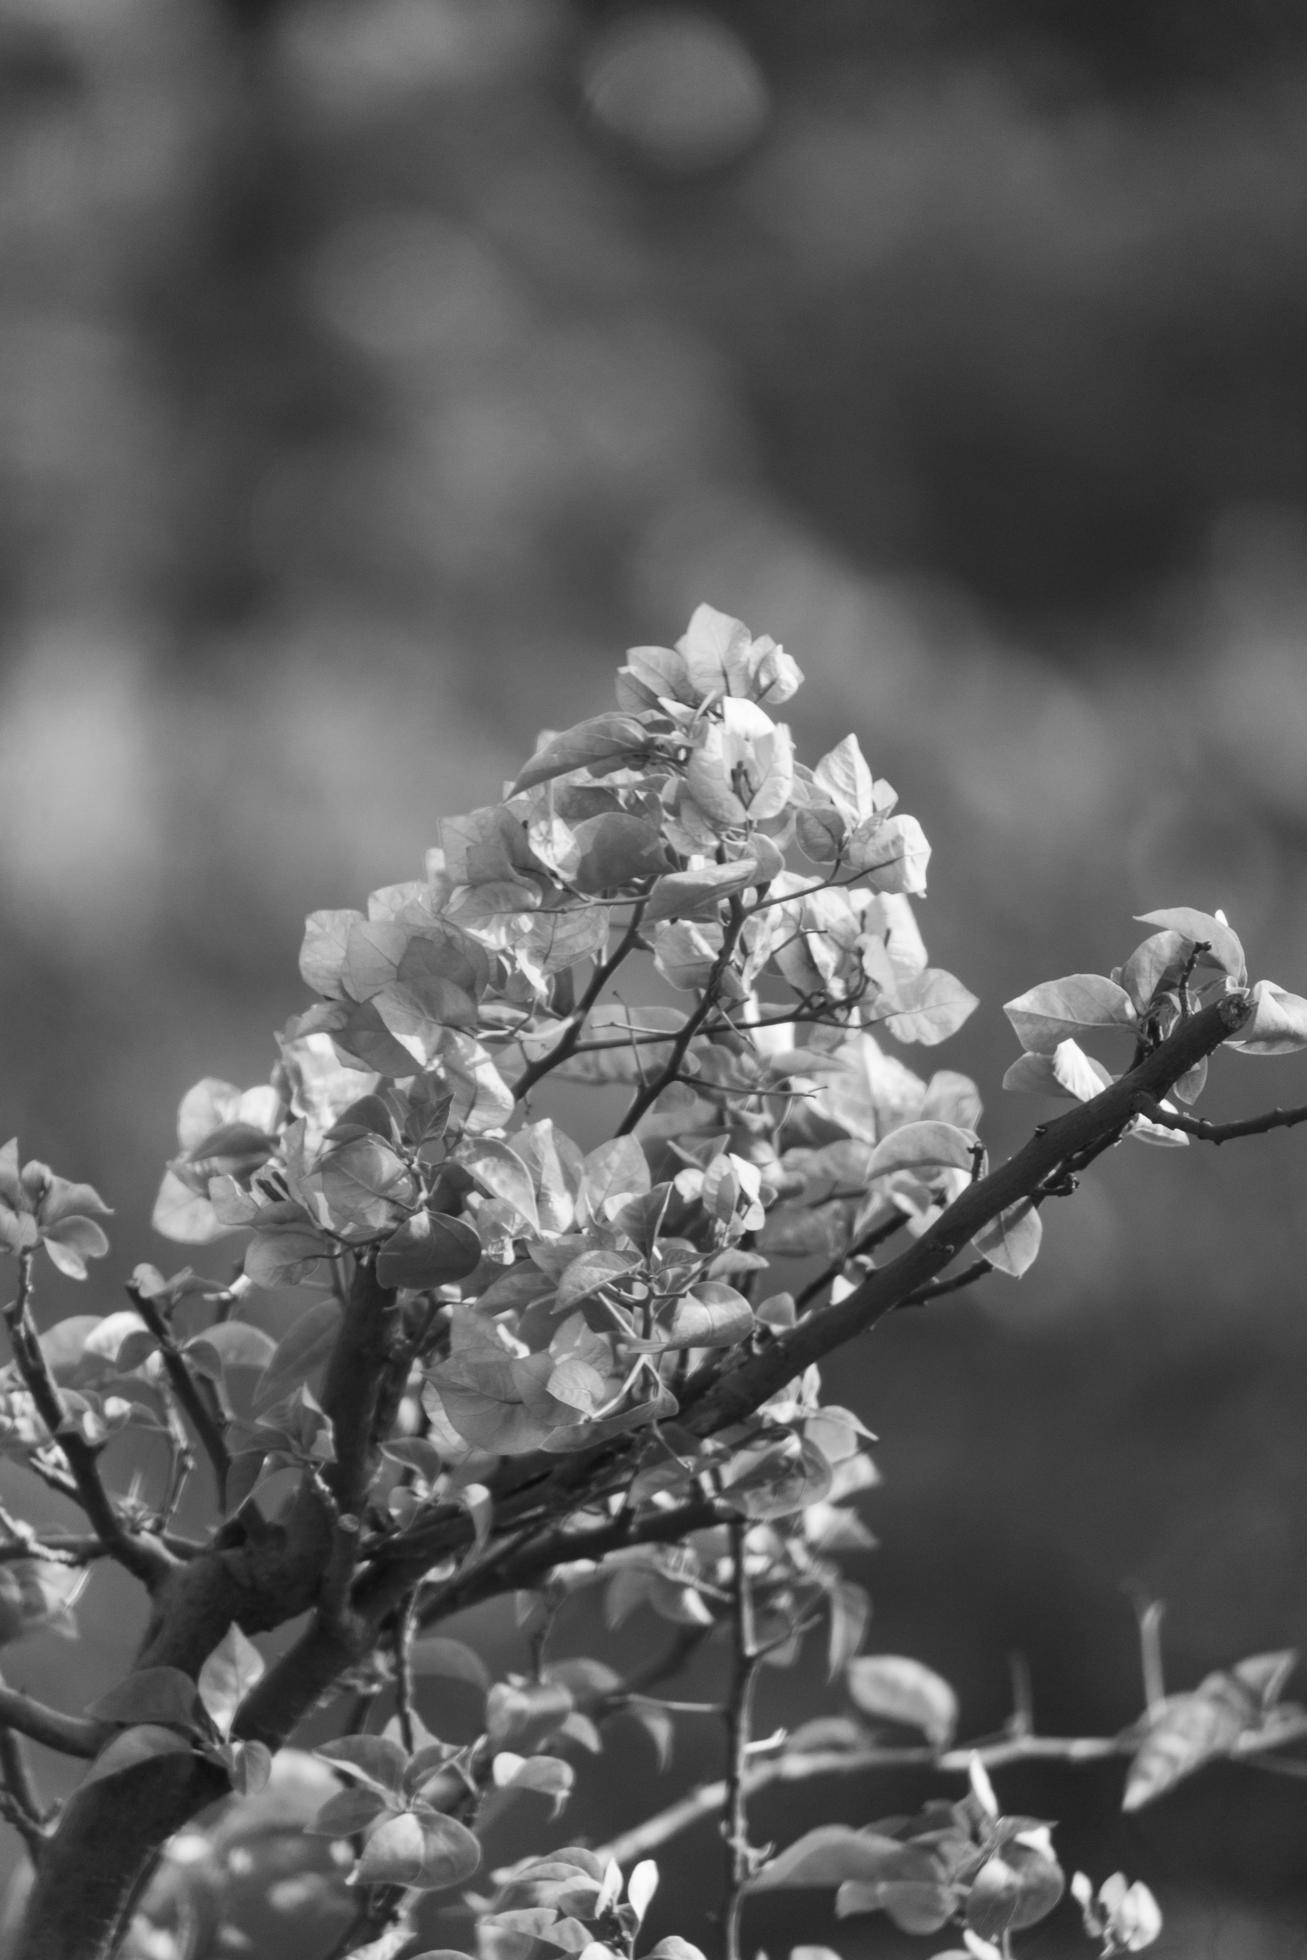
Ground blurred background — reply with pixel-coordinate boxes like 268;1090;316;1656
3;0;1307;1952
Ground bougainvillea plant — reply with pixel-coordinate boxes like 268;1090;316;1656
3;607;1307;1960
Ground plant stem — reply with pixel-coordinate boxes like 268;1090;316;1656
722;1517;761;1960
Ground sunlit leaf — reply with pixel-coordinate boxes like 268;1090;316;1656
846;1655;958;1748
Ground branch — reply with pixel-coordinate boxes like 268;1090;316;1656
1131;1094;1307;1144
0;1683;101;1759
318;1257;401;1518
678;993;1252;1435
513;902;649;1100
125;1281;231;1503
3;1254;173;1591
722;1518;761;1960
616;898;749;1134
590;1707;1307;1871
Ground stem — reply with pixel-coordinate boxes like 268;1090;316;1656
722;1518;761;1960
513;903;648;1100
1131;1094;1307;1144
616;898;749;1135
3;1254;173;1591
125;1281;231;1504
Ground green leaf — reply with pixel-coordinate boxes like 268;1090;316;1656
1226;979;1307;1054
376;1210;482;1289
579;1137;651;1220
846;1655;959;1748
1002;1040;1113;1103
309;1785;390;1837
865;1121;979;1183
198;1625;266;1739
814;734;875;823
512;714;652;795
971;1199;1042;1278
408;1635;492;1691
647;1281;755;1350
316;1733;410;1799
556;1248;642;1313
255;1299;343;1411
966;1844;1064;1939
459;1139;539;1231
82;1724;195;1788
566;813;670;892
354;1807;482;1890
643;860;762;924
299;909;364;998
1004;975;1137;1054
1135;907;1246;981
88;1667;202;1733
880;968;978;1045
847;814;930;895
1122;1681;1248;1810
750;1827;933;1890
838;1876;954;1934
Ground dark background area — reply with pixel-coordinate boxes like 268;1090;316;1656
2;1;1307;1954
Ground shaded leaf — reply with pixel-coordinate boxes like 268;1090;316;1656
1004;976;1136;1054
846;1656;958;1749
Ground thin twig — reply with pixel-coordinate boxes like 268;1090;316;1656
125;1280;232;1504
591;1710;1307;1871
3;1254;173;1590
617;898;750;1135
1131;1095;1307;1145
901;1257;993;1307
513;902;649;1100
392;1589;418;1753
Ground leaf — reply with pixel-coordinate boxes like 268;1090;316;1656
300;908;364;998
198;1624;266;1738
376;1211;482;1289
81;1724;195;1788
512;714;652;795
1004;976;1137;1055
1226;979;1307;1055
646;1281;755;1350
751;1827;934;1891
579;1136;652;1220
627;1859;659;1924
971;1200;1042;1278
309;1786;390;1837
567;813;670;892
88;1668;201;1733
1122;1683;1247;1810
848;814;931;895
966;1845;1064;1939
1135;908;1246;981
354;1807;482;1890
846;1656;959;1748
556;1248;642;1313
814;734;875;823
40;1216;110;1280
459;1139;539;1231
881;969;978;1045
643;860;763;924
644;1943;709;1960
1002;1040;1113;1103
409;1635;492;1690
255;1299;343;1410
865;1121;979;1183
316;1733;410;1799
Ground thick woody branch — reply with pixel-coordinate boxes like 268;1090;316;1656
0;1683;100;1760
679;993;1251;1434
